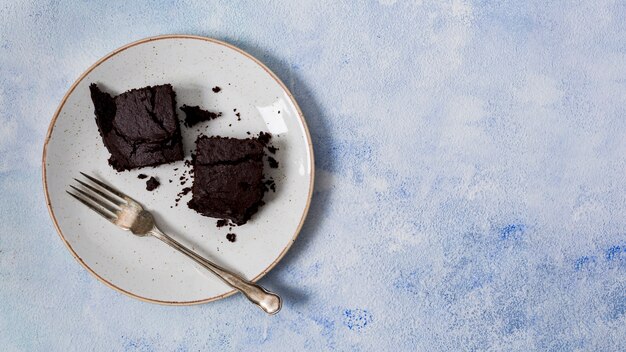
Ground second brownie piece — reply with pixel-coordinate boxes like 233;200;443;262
89;83;184;171
188;136;265;225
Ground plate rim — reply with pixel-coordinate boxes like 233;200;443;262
41;34;315;305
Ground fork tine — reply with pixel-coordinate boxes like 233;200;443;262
74;178;124;206
67;191;116;223
79;172;128;200
69;185;119;214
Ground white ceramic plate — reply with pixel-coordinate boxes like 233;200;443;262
43;35;314;304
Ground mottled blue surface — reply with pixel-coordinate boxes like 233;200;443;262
1;1;626;350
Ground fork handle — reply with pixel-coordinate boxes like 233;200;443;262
150;227;282;315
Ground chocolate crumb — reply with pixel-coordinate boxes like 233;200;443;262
246;131;251;135
173;187;191;206
137;174;148;179
258;131;272;145
264;178;276;192
267;146;278;154
212;86;221;93
268;156;279;168
216;219;228;228
226;233;237;242
146;177;160;191
180;105;221;127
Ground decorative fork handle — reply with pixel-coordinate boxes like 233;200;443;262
150;227;282;315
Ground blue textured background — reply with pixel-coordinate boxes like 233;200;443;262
2;1;626;350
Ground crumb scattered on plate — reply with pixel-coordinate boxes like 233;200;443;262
258;131;272;145
180;105;222;127
268;156;279;168
146;177;160;191
264;178;276;192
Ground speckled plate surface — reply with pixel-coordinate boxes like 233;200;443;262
42;35;314;304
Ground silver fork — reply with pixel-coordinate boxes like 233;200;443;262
67;172;282;315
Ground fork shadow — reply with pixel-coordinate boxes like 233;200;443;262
183;33;336;306
148;211;257;281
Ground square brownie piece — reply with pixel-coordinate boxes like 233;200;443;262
89;83;184;171
188;136;265;225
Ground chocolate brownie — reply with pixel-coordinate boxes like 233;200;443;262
89;83;184;171
188;136;265;225
180;105;221;127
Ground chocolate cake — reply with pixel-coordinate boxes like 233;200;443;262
89;83;184;171
180;105;221;127
188;136;265;225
